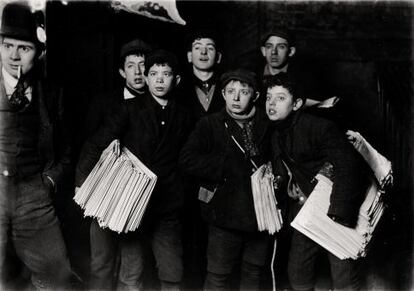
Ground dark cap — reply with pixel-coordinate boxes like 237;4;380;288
261;28;295;46
220;69;258;91
120;39;151;59
0;2;42;44
144;49;179;76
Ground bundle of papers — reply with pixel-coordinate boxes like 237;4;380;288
251;163;283;234
291;132;392;260
74;140;157;233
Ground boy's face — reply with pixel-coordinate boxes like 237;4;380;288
0;37;38;78
265;85;302;121
261;36;295;70
119;54;146;91
187;38;221;72
222;80;257;115
145;63;178;99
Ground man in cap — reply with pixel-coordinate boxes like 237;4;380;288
0;1;72;289
260;28;337;110
84;38;152;136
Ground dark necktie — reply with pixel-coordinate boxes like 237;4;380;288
241;121;259;158
9;77;29;111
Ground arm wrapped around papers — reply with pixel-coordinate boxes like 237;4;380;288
251;162;283;234
291;133;392;260
74;140;157;233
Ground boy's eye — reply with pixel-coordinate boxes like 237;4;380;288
265;44;273;50
226;89;235;94
20;46;31;53
149;72;156;77
277;44;287;50
241;90;250;96
164;72;172;77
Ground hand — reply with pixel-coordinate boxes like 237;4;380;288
75;186;80;194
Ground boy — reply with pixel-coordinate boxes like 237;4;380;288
84;38;151;136
76;50;191;290
179;28;224;125
180;69;271;291
264;74;367;290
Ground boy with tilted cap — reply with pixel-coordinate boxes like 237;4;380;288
76;50;191;290
180;69;272;290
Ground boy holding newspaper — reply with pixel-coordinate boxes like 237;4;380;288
180;69;272;291
264;74;368;290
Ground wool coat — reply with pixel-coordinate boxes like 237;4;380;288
76;92;192;220
270;111;368;227
179;108;270;232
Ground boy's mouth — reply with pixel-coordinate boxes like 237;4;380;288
155;86;164;92
268;109;276;115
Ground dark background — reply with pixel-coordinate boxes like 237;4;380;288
42;0;413;289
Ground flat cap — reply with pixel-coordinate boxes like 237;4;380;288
220;69;258;91
261;28;295;46
120;38;152;60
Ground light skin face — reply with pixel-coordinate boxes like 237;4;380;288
265;85;303;121
119;54;146;92
261;36;295;70
187;38;221;72
145;63;180;99
0;37;38;78
222;80;259;116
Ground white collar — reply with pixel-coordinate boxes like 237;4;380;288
2;67;32;101
123;87;136;100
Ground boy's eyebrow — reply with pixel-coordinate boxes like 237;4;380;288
192;41;216;47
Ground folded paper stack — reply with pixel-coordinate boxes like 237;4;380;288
251;163;283;234
291;131;392;260
74;140;157;233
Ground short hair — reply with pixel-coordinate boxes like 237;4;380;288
263;74;304;102
185;28;221;52
118;39;152;69
144;49;180;76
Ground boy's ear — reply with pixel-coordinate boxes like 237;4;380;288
216;52;222;64
187;51;193;64
119;68;126;80
221;89;226;100
260;46;266;57
253;91;260;103
293;98;303;111
288;46;296;57
144;76;149;86
175;75;181;86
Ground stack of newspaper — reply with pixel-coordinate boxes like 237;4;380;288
291;131;392;260
251;163;283;234
74;140;157;233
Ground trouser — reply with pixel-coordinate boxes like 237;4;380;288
89;215;183;290
0;173;72;290
204;225;271;291
288;230;361;291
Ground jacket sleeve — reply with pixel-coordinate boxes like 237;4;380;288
179;117;227;185
75;102;128;187
316;120;367;227
43;86;72;188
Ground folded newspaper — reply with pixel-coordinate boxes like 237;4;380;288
251;162;283;234
291;131;392;260
74;140;157;233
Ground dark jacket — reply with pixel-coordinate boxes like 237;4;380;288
179;108;270;232
177;72;225;127
270;111;368;227
0;65;72;187
76;92;191;219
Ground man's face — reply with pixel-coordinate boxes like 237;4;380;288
261;36;294;70
222;80;256;115
265;85;301;121
187;38;221;72
0;37;37;78
119;54;146;91
145;64;177;99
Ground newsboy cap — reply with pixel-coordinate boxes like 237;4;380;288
0;2;42;44
261;28;295;46
119;38;152;60
220;69;258;91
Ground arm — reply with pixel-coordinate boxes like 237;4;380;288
75;102;129;187
179;117;227;185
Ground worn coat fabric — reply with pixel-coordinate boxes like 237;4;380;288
270;111;368;226
0;65;72;186
76;92;191;220
179;108;270;232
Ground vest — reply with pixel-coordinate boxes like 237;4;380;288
0;88;42;177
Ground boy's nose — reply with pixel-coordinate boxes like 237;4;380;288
200;47;207;54
136;66;142;75
233;92;240;101
156;76;164;83
271;47;277;55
